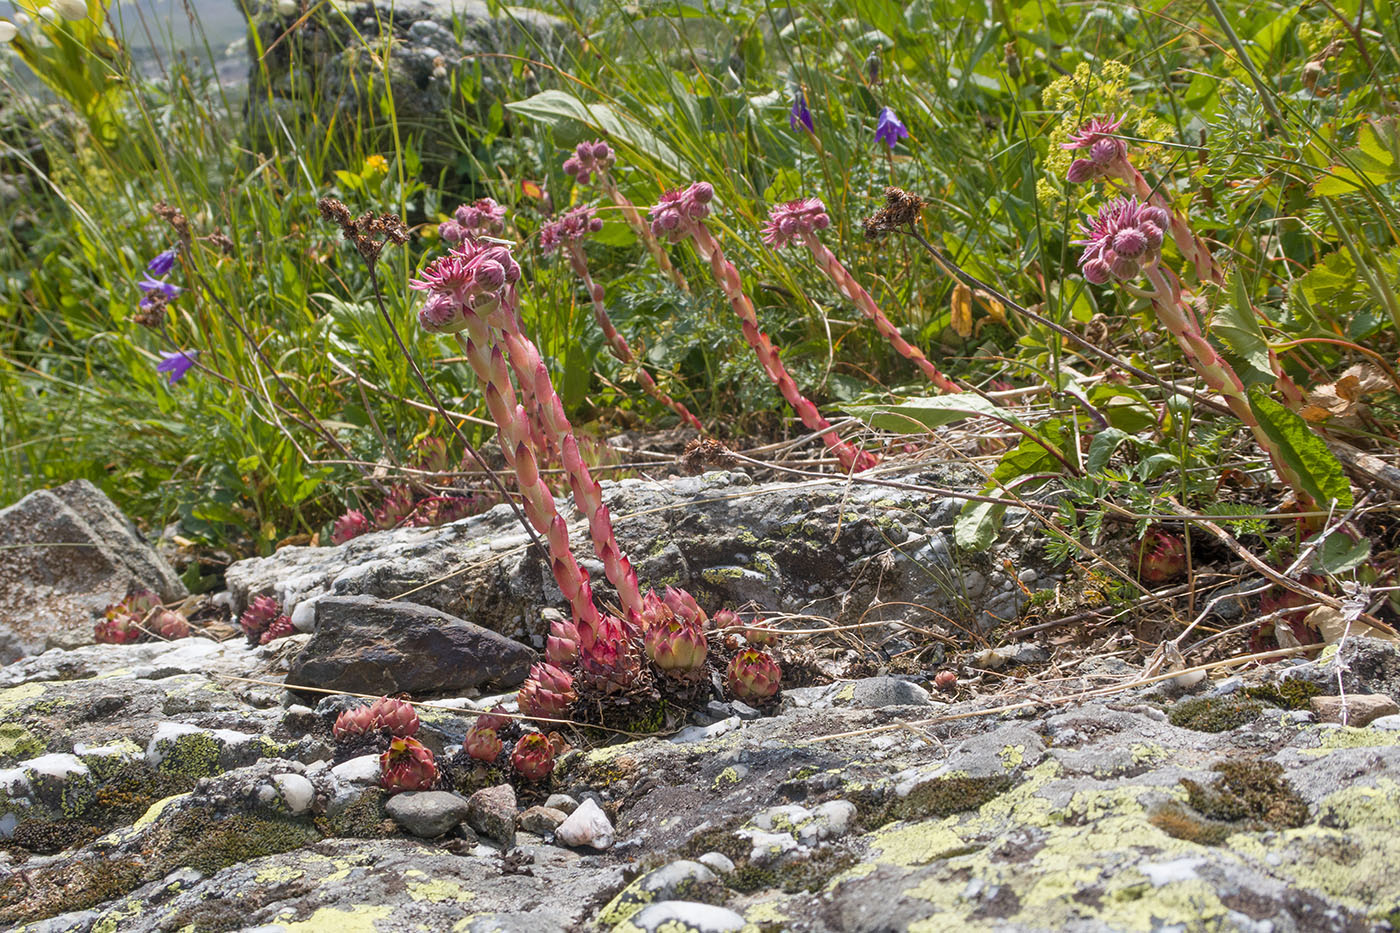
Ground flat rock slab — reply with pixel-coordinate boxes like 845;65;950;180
227;467;1041;645
285;594;535;698
0;481;185;662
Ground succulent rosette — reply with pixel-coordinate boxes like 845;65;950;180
380;736;438;792
333;704;378;740
259;616;295;645
154;609;190;640
94;615;142;644
367;696;421;737
517;663;578;721
475;705;512;733
644;618;708;677
239;594;287;644
511;733;556;782
1135;529;1187;584
726;648;782;701
331;509;371;545
464;727;504;763
545;616;580;667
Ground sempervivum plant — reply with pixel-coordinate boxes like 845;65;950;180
333;704;378;740
1135;529;1187;584
463;726;504;763
518;662;578;721
367;696;420;737
649;182;877;473
763;197;961;395
511;733;555;782
545;616;580;667
643;617;708;680
331;509;371;545
380;736;438;792
94;614;142;645
374;486;416;530
726;648;782;701
154;609;190;640
259;616;295;645
541;207;703;432
239;594;290;645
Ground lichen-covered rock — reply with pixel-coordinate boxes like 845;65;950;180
226;469;1044;645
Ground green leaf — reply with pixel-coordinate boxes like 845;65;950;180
1086;428;1131;473
1316;533;1371;575
955;498;1005;552
846;394;1029;434
1211;270;1276;387
990;419;1071;485
1248;388;1354;509
505;90;686;174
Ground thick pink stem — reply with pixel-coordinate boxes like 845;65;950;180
1141;265;1314;508
601;176;689;292
801;235;962;394
565;243;704;431
689;225;878;472
1113;162;1304;408
455;320;602;630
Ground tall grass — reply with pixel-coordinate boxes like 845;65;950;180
1;0;1395;557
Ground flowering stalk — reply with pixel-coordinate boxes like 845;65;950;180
412;239;643;629
650;183;878;473
763;197;961;395
542;207;704;432
1076;197;1316;508
563;140;688;293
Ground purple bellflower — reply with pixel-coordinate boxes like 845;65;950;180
156;350;198;385
147;249;177;276
138;276;182;301
874;107;908;149
789;91;813;132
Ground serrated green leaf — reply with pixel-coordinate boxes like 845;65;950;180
955;498;1005;551
1248;388;1354;509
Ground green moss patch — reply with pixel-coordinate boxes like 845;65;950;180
1167;696;1266;732
1181;760;1309;828
153;806;322;877
1242;680;1324;710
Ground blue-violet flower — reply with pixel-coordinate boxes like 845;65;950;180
156;350;197;385
789;91;813;132
147;249;177;276
874;107;908;149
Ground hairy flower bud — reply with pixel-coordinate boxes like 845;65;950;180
1075;198;1168;284
762;197;830;249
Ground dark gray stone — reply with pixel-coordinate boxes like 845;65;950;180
386;790;471;838
285;595;535;697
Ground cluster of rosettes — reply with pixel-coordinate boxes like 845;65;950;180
410;239;523;334
95;589;190;643
562;140;616;186
647;182;714;242
439;197;506;243
239;594;295;646
761;197;830;249
1062;115;1130;184
333;695;421;740
1075;197;1168;284
539;207;604;254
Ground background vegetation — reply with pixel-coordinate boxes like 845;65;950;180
1;0;1396;613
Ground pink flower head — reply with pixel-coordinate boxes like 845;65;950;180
647;182;715;242
451;197;507;236
1062;115;1128;184
539;206;604;254
1074;197;1169;284
562;139;616;186
410;239;523;333
761;197;831;249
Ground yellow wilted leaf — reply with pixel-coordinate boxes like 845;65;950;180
974;288;1007;325
951;283;973;337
